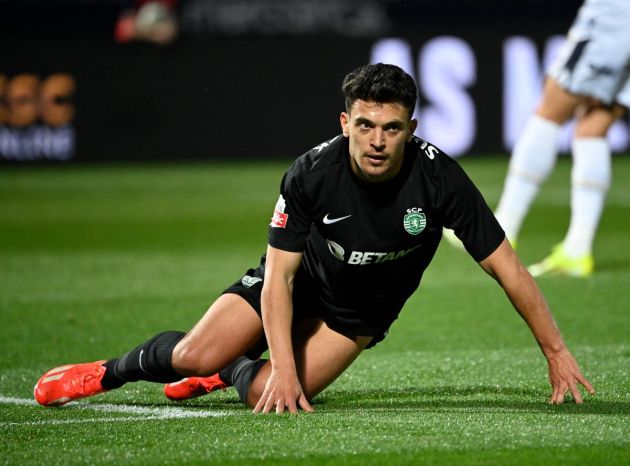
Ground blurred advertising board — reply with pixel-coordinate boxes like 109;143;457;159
1;0;627;162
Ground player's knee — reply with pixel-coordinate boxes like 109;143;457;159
535;80;578;124
574;104;618;138
171;339;220;376
535;104;573;125
574;120;609;138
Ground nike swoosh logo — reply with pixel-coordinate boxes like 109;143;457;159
323;214;352;224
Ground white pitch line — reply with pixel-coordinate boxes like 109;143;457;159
0;395;229;427
3;416;181;427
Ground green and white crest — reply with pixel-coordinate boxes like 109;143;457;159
403;208;426;235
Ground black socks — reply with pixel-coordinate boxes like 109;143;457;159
101;331;186;390
100;330;268;405
219;356;267;402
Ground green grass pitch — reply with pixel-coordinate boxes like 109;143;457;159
1;156;629;465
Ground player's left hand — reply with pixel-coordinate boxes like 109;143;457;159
546;348;595;404
252;365;314;415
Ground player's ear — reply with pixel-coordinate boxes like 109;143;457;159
407;119;418;140
340;112;350;137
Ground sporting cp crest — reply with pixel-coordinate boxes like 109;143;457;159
403;207;426;235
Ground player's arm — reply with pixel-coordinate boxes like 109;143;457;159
478;238;595;404
253;244;314;414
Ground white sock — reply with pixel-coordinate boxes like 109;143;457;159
495;115;560;241
563;137;610;258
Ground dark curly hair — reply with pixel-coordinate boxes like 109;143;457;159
342;63;417;118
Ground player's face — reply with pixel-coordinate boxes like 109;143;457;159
340;99;417;183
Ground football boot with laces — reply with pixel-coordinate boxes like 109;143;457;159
34;360;108;407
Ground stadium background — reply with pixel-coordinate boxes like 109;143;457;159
2;0;628;162
2;2;629;465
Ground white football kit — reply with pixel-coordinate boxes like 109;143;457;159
548;0;630;107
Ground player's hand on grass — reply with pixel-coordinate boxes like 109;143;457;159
546;348;595;404
253;366;314;415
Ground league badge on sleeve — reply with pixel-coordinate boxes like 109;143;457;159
270;194;289;228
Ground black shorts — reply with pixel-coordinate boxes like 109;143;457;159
222;256;387;350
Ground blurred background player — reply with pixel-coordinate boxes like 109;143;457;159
493;0;630;277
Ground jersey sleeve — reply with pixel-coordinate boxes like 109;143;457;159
267;166;313;253
437;160;505;262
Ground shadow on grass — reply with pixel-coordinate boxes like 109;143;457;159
90;384;629;416
595;258;630;273
102;394;247;412
315;385;629;415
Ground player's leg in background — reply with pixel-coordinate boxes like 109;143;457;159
222;318;372;409
494;79;581;244
564;104;618;258
560;104;619;267
528;103;623;277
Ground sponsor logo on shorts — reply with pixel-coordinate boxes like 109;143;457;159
403;207;426;235
589;64;614;76
241;276;262;288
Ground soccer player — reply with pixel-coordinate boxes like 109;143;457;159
34;64;594;413
494;0;630;277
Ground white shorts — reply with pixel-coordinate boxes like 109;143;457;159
547;0;630;108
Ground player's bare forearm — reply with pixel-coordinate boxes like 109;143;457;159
261;280;296;372
479;238;595;403
255;245;313;414
479;239;565;354
260;246;302;374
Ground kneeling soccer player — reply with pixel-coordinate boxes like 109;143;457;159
34;63;594;413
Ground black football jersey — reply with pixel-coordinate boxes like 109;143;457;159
267;134;504;335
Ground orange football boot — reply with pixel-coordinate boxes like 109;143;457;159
34;360;108;407
164;374;228;401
